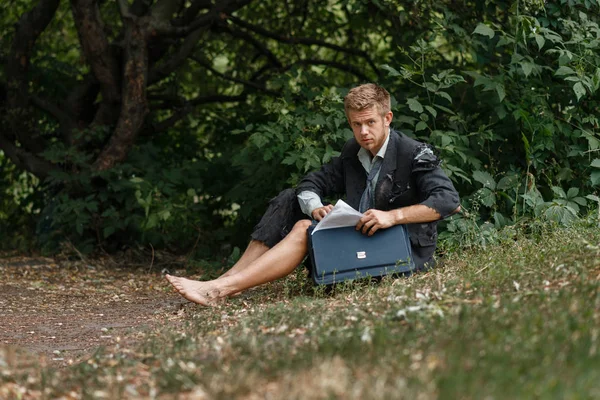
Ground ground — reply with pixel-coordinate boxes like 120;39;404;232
0;255;185;367
0;225;599;399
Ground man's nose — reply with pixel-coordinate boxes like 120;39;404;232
360;124;369;134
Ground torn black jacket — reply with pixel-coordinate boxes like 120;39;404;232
295;129;460;270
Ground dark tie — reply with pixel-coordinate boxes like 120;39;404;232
359;157;383;213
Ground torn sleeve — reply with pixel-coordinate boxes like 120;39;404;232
411;144;460;219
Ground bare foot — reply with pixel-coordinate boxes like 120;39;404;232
165;275;223;306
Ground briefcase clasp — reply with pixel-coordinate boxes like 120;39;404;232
356;251;366;259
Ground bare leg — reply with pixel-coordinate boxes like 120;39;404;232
166;220;311;305
219;240;269;278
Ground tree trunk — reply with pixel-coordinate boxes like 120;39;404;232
92;18;149;171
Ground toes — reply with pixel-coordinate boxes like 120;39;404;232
165;275;186;293
173;282;186;294
173;283;185;292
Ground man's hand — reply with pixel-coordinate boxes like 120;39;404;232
356;209;397;236
311;204;334;221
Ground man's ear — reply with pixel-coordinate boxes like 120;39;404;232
384;111;393;126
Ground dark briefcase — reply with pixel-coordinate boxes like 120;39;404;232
308;224;415;285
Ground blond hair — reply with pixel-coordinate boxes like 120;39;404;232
344;83;391;117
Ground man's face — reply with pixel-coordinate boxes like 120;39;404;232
347;107;393;156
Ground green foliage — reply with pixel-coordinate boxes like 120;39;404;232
0;151;40;252
35;136;233;255
1;0;600;254
382;0;600;249
228;86;352;223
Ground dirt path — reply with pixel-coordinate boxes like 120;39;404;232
0;256;186;367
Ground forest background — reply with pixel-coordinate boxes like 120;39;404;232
1;0;599;259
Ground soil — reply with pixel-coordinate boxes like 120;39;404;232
0;255;189;367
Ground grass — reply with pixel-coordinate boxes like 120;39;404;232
2;221;600;399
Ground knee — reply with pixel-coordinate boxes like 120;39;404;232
279;219;311;251
289;219;311;247
292;219;312;232
289;219;312;243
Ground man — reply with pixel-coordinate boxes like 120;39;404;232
166;83;460;305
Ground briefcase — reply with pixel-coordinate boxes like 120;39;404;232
307;224;415;285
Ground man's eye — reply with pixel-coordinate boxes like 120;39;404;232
368;120;375;125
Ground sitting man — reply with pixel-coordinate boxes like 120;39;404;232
166;83;460;305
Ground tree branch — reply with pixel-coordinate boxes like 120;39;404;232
70;0;121;126
149;93;248;110
30;95;79;145
3;0;60;170
0;132;58;179
130;0;152;17
190;55;280;95
228;15;380;77
248;57;371;83
286;59;370;82
250;63;277;82
172;0;212;26
118;0;132;19
147;25;208;84
213;23;283;68
189;93;247;106
6;0;60;96
150;0;184;20
146;92;247;134
64;75;99;121
151;104;193;132
93;19;149;171
147;0;254;84
151;0;252;37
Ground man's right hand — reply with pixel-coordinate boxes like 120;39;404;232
311;204;334;221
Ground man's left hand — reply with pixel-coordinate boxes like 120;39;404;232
356;209;396;236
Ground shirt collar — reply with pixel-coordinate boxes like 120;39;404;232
357;127;391;166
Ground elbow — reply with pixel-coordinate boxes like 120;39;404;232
452;205;461;215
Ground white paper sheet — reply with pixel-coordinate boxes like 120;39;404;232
311;200;364;234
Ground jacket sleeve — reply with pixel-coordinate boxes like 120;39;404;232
297;190;324;217
411;144;460;219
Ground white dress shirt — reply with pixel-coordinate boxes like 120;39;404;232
297;129;391;217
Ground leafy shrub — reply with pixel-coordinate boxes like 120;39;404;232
382;0;600;250
0;152;41;252
36;137;231;255
2;0;599;256
226;86;353;238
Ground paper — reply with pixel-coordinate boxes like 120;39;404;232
312;200;363;234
